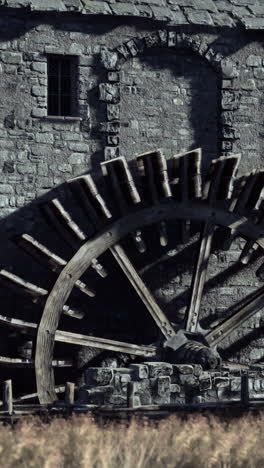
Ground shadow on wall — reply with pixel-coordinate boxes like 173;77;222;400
119;47;221;172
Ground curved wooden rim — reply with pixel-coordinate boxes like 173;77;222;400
35;200;264;403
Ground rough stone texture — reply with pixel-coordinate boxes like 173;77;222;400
119;49;219;168
1;0;264;29
77;363;264;407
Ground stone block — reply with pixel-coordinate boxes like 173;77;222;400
221;91;240;110
85;368;113;386
243;18;264;30
254;68;264;80
31;62;46;73
82;0;111;14
185;10;213;25
130;364;149;380
99;83;120;103
68;142;89;152
145;362;173;378
246;55;262;67
111;3;139;16
99;121;120;133
1;52;22;64
101;50;119;71
104;146;119;159
31;108;46;119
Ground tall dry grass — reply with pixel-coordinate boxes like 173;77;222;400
0;413;263;467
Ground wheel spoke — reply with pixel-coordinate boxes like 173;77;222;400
55;330;157;357
0;270;84;319
0;312;157;358
110;243;176;339
205;285;264;347
185;221;214;332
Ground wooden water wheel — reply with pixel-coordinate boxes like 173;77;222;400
1;148;264;406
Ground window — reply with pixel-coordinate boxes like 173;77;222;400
47;54;78;117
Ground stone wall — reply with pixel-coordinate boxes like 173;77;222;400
0;9;263;365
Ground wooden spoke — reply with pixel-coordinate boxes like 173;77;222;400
0;311;157;357
16;234;95;297
185;221;214;332
110;243;175;339
55;330;157;357
0;271;84;319
205;285;264;347
42;199;108;278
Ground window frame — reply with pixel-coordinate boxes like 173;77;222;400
47;53;79;118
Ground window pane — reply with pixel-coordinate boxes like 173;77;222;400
48;94;59;116
47;55;78;117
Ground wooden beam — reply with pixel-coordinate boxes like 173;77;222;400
55;329;157;357
16;234;95;297
185;221;214;332
0;270;84;319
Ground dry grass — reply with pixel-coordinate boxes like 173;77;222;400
0;412;263;467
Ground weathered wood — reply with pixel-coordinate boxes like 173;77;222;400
101;157;141;207
171;148;202;243
203;154;240;203
17;234;95;297
0;270;84;319
110;243;175;339
136;149;171;246
171;148;202;201
35;199;264;403
206;285;264;347
136;149;171;201
65;382;75;405
55;330;157;356
68;174;112;224
42;199;108;278
185;221;214;332
14;386;65;403
3;380;13;415
101;158;145;252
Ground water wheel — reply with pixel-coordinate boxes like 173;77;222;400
1;148;264;405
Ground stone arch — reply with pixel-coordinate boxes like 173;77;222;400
99;30;239;162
